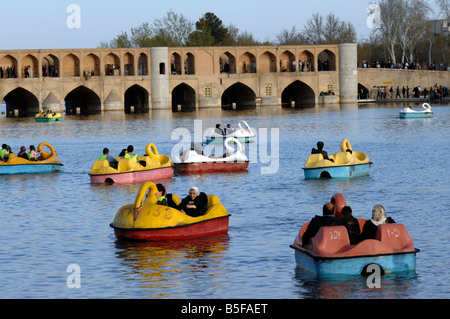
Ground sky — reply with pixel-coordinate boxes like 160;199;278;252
0;0;441;50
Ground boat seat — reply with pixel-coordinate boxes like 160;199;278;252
91;159;110;170
310;226;350;255
333;151;352;165
117;158;139;172
375;224;414;250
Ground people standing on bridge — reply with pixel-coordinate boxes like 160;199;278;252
406;86;410;98
402;86;406;98
396;86;401;98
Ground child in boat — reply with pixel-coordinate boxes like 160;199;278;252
28;145;39;161
155;184;168;206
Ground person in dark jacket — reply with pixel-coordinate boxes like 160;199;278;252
302;202;336;245
178;187;208;217
311;141;334;162
336;206;361;245
360;204;395;242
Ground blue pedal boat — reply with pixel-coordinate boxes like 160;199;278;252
399;103;433;118
303;139;372;179
290;194;419;276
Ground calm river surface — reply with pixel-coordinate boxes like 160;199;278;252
0;102;449;299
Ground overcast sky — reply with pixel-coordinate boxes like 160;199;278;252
0;0;440;50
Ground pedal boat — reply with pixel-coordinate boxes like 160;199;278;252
110;182;230;241
205;120;256;144
173;137;249;174
89;143;174;184
290;193;419;276
35;110;62;122
0;142;63;174
399;103;433;118
303;139;372;179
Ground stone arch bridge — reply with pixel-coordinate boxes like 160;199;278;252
0;44;358;116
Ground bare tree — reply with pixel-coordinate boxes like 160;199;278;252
375;0;404;63
302;13;356;44
275;26;304;45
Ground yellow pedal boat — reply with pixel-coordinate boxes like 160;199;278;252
110;182;230;241
89;143;174;184
0;142;63;174
303;139;372;179
35;110;62;122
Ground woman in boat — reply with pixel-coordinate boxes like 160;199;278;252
360;204;396;242
17;146;28;160
155;183;168;206
178;186;208;217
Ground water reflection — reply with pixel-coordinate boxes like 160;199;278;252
294;267;418;299
113;235;230;298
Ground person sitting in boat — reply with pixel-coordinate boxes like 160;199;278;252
17;146;29;160
155;183;168;206
0;144;9;161
119;148;127;158
359;204;396;242
214;124;225;135
224;124;235;135
335;206;361;245
124;145;138;163
191;142;204;155
28;145;39;161
98;147;118;169
178;186;208;217
302;202;336;245
311;141;334;162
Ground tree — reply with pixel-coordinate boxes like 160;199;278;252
194;12;229;45
276;26;304;45
151;10;194;47
375;0;404;63
187;19;215;46
302;13;356;44
99;31;132;48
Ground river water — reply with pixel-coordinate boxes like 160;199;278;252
0;102;448;300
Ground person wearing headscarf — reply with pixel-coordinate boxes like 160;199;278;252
360;204;396;242
177;186;208;217
17;146;28;160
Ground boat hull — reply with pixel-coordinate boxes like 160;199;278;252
175;161;249;174
111;215;229;241
206;136;254;144
35;117;62;122
399;112;433;118
303;163;371;179
291;245;418;276
0;164;62;174
89;166;174;184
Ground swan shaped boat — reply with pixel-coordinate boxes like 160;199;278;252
173;137;249;174
205;121;256;144
35;110;62;122
0;142;63;174
303;139;372;179
290;193;419;276
399;103;433;118
89;143;174;184
110;182;230;241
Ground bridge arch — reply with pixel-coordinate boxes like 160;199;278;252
259;51;276;73
171;52;182;74
125;84;149;113
82;53;100;77
318;49;336;71
280;50;295;72
281;80;315;108
65;85;101;115
239;52;256;73
172;83;196;112
42;54;59;77
123;52;134;76
21;54;38;78
219;51;236;74
185;52;195;75
0;54;18;78
3;87;39;117
221;82;256;110
299;50;314;72
138;53;148;75
104;52;120;75
62;53;80;77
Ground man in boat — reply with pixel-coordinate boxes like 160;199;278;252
311;141;334;162
302;202;336;245
214;124;225;135
99;147;118;169
0;144;9;161
124;145;138;163
336;206;360;245
224;124;235;135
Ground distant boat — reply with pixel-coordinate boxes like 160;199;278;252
205;121;256;144
35;110;62;122
399;103;433;118
173;137;249;174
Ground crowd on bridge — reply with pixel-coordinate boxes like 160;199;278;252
360;59;450;71
0;66;17;78
360;83;449;100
